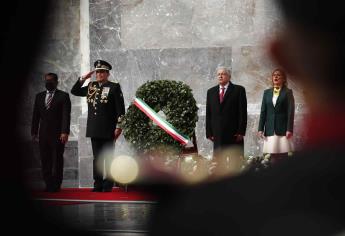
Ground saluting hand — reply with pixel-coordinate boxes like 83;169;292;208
81;70;95;81
60;133;69;144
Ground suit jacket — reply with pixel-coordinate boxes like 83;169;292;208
71;79;125;139
31;89;71;142
206;82;247;148
258;86;295;136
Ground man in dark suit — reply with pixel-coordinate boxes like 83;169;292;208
31;73;71;192
206;67;247;155
71;60;125;192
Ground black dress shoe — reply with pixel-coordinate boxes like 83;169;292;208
92;180;103;192
44;187;52;192
50;187;61;192
45;185;55;192
91;188;103;192
54;187;61;193
45;187;60;192
102;187;113;192
102;180;113;192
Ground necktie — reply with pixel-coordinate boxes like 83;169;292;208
46;92;53;109
219;87;225;103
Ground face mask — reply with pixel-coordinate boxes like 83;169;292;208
45;81;57;91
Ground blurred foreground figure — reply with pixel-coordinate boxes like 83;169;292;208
1;1;90;235
150;0;345;235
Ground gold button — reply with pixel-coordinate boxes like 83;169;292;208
94;112;97;115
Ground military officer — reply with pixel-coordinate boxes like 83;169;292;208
71;60;125;192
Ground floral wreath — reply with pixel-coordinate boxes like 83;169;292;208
122;80;198;153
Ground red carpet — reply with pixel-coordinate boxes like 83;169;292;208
31;188;157;204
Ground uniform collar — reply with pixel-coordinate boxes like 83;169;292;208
98;80;109;87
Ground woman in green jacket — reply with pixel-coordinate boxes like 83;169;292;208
258;68;295;164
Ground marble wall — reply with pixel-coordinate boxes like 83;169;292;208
22;0;307;187
20;0;81;186
20;0;81;140
74;0;307;186
87;0;305;146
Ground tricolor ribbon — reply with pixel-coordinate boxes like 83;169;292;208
133;97;192;146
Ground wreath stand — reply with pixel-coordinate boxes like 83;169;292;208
176;132;198;172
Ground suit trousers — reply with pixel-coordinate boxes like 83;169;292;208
214;140;244;154
39;138;65;189
91;138;115;189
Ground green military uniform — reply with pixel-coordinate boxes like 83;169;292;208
71;60;125;192
76;80;125;138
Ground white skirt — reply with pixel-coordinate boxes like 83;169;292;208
263;135;294;154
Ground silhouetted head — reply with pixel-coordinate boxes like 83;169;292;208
269;0;345;105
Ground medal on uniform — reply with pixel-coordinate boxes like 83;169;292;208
101;87;110;98
87;83;97;103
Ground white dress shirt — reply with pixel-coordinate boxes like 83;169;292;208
219;82;229;95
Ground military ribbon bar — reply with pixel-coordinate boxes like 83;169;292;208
133;97;191;146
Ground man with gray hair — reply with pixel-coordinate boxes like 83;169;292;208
206;66;247;155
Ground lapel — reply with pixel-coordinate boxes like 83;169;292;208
38;92;46;110
267;88;274;108
50;90;59;108
222;82;233;104
210;86;221;110
216;86;221;104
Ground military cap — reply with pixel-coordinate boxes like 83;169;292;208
94;60;112;71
